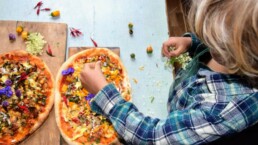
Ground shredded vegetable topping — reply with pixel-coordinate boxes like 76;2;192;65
25;32;46;55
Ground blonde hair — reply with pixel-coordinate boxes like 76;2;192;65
188;0;258;78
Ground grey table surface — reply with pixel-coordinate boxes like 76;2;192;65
0;0;173;119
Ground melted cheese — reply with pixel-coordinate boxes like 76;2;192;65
22;62;32;69
72;126;87;141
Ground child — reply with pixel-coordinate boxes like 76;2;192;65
80;0;258;144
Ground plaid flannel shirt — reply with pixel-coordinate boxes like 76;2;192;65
90;33;258;145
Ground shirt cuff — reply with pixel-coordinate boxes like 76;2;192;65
183;32;201;56
90;83;124;116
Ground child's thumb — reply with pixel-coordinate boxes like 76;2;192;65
95;61;102;70
169;46;184;57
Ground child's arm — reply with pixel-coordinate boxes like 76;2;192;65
90;83;256;144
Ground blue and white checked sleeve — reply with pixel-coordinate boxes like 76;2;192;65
90;83;258;145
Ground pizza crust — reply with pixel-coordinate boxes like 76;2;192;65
55;48;130;145
0;50;55;144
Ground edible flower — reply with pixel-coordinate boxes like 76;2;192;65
34;1;43;9
41;8;51;11
34;1;43;15
70;27;83;38
2;100;9;107
51;10;60;17
62;67;75;76
21;31;29;40
46;44;55;57
9;33;16;41
5;80;12;86
0;86;13;98
90;37;98;47
16;26;24;34
15;90;21;98
85;94;95;101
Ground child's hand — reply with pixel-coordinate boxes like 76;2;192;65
80;61;108;94
162;37;192;58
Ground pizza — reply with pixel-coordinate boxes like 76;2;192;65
0;50;54;144
55;48;131;145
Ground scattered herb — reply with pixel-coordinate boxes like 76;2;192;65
128;23;133;29
51;10;60;17
95;138;100;144
138;66;144;71
9;33;16;41
25;32;46;55
70;27;83;37
130;53;135;59
129;29;133;35
46;44;55;57
69;96;80;103
150;96;155;103
146;45;153;54
90;37;98;47
128;22;134;35
165;52;192;70
132;78;138;84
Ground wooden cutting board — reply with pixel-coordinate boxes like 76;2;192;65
0;20;67;145
60;47;120;145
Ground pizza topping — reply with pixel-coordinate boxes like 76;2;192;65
0;56;52;138
58;50;131;144
2;101;9;108
5;80;12;86
15;90;22;98
46;44;55;57
25;32;47;55
85;94;94;101
0;86;13;98
62;67;75;76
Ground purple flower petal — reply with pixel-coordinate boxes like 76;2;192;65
5;86;13;98
15;90;21;97
2;100;9;107
0;86;13;98
62;67;75;76
5;80;12;86
9;33;16;41
85;94;95;101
